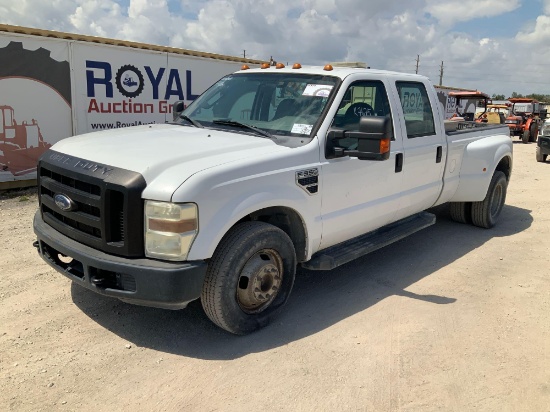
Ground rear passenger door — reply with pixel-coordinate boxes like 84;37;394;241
394;81;446;220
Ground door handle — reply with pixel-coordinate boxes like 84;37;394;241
395;153;403;173
436;146;443;163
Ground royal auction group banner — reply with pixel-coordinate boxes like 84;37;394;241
71;43;242;135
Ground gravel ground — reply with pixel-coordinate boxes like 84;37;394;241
0;141;548;411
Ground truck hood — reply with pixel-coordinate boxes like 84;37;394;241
52;124;288;200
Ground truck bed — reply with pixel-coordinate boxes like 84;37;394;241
444;120;509;135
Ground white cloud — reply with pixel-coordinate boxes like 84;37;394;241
425;0;520;27
1;0;549;96
516;15;550;44
69;1;125;37
0;0;79;31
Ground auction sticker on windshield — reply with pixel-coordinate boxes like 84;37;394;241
291;124;313;135
302;84;333;97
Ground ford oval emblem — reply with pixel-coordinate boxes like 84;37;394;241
54;194;77;212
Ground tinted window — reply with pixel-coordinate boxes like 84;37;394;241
396;82;435;138
331;80;393;150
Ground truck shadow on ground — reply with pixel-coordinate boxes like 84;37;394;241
71;203;533;360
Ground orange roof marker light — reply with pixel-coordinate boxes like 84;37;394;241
275;63;285;69
241;64;250;70
260;63;270;69
292;63;302;69
323;64;334;71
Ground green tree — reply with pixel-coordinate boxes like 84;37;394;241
491;93;506;100
525;93;550;103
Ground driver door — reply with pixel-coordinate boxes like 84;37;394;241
319;80;404;250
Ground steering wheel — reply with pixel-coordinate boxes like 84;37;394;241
344;102;374;123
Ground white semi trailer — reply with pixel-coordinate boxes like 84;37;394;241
0;24;262;188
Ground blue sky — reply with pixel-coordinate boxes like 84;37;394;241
1;0;549;97
452;2;542;37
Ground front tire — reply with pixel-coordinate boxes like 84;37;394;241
471;171;507;229
522;130;529;144
201;221;296;335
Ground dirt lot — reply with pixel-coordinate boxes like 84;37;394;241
1;141;549;411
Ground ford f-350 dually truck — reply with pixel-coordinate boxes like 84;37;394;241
33;63;512;334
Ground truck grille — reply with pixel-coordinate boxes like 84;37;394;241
38;150;146;257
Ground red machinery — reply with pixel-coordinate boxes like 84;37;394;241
505;98;540;143
0;105;51;175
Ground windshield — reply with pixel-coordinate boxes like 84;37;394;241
180;72;340;138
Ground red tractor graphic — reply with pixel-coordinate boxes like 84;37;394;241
0;105;51;176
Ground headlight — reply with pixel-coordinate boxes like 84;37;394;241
145;201;198;261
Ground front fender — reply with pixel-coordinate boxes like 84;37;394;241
450;134;512;202
193;188;316;261
171;158;322;261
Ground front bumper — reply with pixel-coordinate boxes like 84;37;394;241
33;211;207;309
538;136;550;155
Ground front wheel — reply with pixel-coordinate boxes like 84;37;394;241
522;130;530;143
471;171;507;229
201;221;296;335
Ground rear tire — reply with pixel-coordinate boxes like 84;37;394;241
536;146;548;162
449;202;472;224
471;171;507;229
201;221;296;335
522;130;529;144
529;124;538;142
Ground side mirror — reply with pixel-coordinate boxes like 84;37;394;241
172;101;185;121
327;116;391;161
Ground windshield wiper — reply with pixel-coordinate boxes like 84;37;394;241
179;114;203;128
212;120;275;139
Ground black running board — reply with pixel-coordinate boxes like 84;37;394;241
302;212;436;271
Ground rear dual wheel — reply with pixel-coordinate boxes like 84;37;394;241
471;171;507;229
449;201;472;224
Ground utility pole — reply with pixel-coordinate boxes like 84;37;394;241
243;50;246;58
439;61;444;86
415;55;420;74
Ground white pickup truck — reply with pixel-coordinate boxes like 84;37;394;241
33;63;512;334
